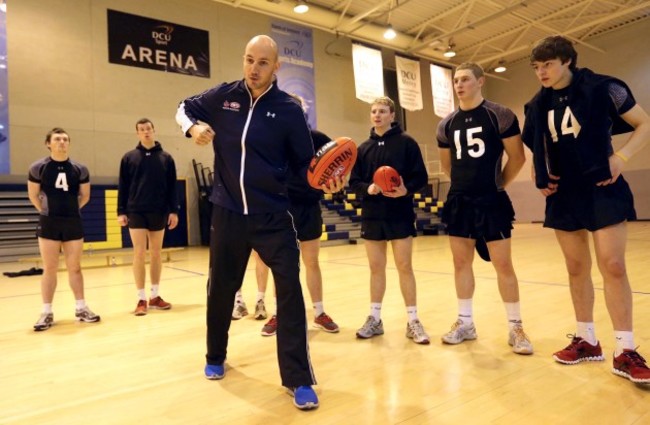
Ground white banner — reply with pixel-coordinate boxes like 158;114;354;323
430;64;454;118
352;43;384;103
395;55;422;111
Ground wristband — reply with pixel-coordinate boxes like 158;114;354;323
614;151;629;162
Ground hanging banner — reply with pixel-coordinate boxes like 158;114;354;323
395;55;423;111
352;43;384;104
271;21;317;129
0;7;8;174
430;64;455;118
107;9;210;78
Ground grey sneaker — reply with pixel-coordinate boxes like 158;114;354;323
75;307;101;323
406;319;430;344
356;316;384;339
34;312;54;331
254;299;268;320
441;319;477;344
231;302;248;320
508;324;534;355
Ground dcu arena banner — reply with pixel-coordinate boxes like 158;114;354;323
107;9;210;78
271;21;316;130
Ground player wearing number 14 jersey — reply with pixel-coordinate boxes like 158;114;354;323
523;36;650;384
436;62;533;355
27;128;100;332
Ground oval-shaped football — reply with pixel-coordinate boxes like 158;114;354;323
307;137;357;189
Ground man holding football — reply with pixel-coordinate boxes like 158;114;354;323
176;34;342;410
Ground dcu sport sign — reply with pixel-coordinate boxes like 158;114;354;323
107;9;210;78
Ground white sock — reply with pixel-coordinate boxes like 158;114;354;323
137;289;146;301
458;298;473;326
313;301;324;317
256;291;265;303
75;299;86;310
150;284;160;298
614;331;635;356
43;303;53;314
370;303;382;321
504;302;522;330
406;306;418;322
576;322;597;346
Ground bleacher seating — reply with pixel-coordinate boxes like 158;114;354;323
0;190;39;262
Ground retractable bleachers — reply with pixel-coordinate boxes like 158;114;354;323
0;190;39;262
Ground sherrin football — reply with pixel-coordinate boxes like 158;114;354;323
373;165;401;192
307;137;357;189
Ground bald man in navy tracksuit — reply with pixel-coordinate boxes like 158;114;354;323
176;35;340;410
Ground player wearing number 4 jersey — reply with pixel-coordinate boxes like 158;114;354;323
437;62;533;355
523;36;650;384
27;128;101;332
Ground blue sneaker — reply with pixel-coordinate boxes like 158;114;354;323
204;364;225;380
288;385;319;410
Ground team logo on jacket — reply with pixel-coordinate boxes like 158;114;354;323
223;101;241;112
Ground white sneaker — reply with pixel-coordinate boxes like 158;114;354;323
406;319;430;344
508;324;533;355
231;302;248;320
356;316;384;339
441;319;477;344
253;299;267;320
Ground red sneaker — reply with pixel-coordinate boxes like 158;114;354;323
553;335;604;364
314;313;340;333
261;315;277;337
612;349;650;384
134;300;147;316
149;296;172;310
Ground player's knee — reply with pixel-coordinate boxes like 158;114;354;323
564;257;590;277
598;256;626;279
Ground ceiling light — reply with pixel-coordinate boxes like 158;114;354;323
383;25;396;40
0;1;6;13
293;0;309;14
494;60;507;73
443;46;456;58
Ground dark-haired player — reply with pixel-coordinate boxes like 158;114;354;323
117;118;178;316
350;96;430;345
28;128;100;331
257;94;340;336
523;35;650;383
437;62;532;354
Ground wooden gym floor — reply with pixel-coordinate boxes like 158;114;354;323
1;222;649;424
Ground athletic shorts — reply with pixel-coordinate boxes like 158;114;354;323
36;215;84;241
544;177;636;232
442;191;514;242
361;219;416;241
127;212;167;231
288;202;322;242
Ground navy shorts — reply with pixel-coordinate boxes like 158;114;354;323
37;216;84;241
442;191;514;242
361;219;416;241
127;212;167;231
544;177;636;232
289;202;322;242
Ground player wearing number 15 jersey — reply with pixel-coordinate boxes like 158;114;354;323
27;128;100;332
436;62;533;355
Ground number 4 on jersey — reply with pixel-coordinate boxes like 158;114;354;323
548;106;581;142
55;172;69;191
